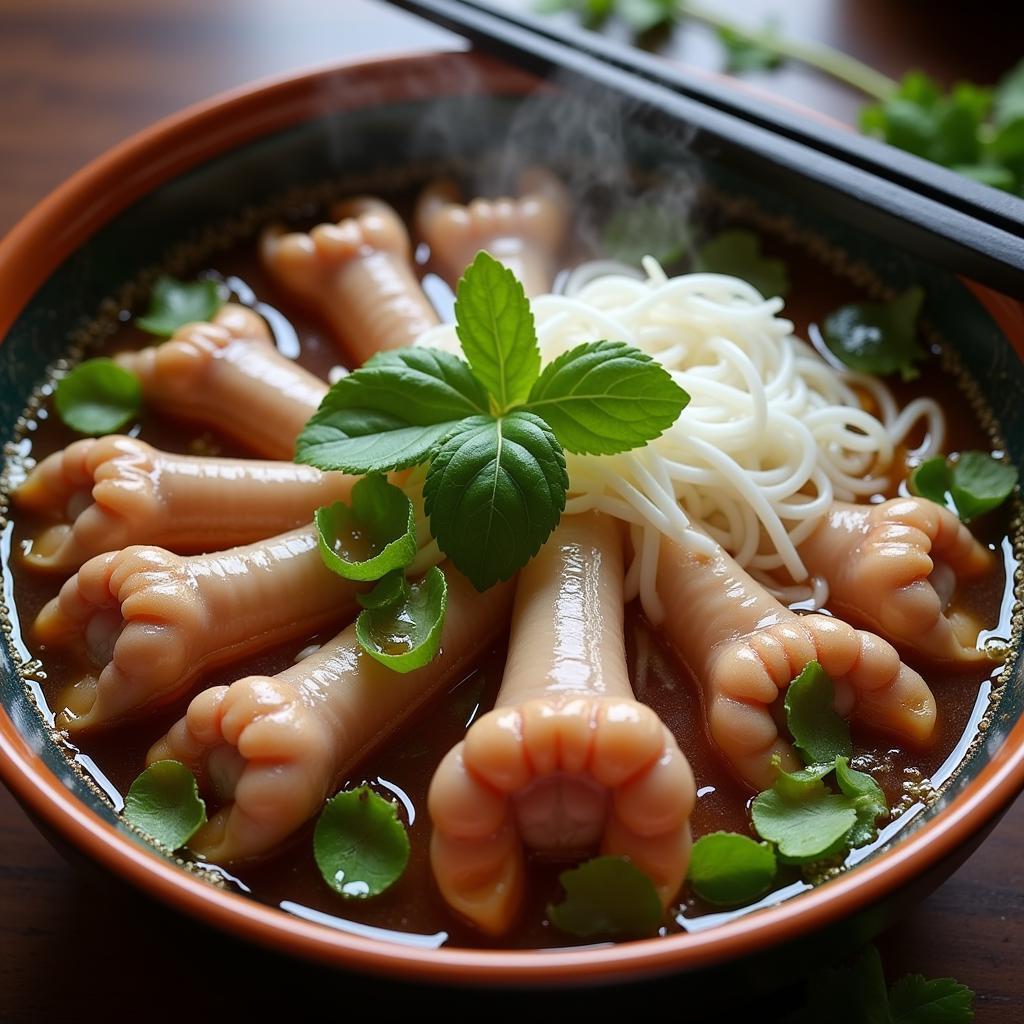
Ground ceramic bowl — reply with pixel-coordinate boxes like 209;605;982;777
1;49;1022;988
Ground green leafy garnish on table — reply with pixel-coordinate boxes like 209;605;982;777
822;287;926;381
687;832;777;906
136;275;225;337
696;230;789;298
784;661;852;767
55;358;143;436
547;856;662;939
123;760;206;851
909;452;1018;522
297;251;689;593
314;786;410;899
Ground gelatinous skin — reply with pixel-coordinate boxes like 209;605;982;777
797;498;996;668
14;435;354;572
148;567;514;863
416;168;570;298
34;527;359;733
116;303;327;460
658;535;938;791
261;197;439;362
429;513;695;935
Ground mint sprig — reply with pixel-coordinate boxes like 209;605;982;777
296;251;689;593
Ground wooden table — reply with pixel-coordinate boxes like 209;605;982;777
1;1;1022;1019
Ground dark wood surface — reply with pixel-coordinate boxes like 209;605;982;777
1;1;1022;1019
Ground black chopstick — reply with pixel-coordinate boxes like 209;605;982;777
385;0;1024;299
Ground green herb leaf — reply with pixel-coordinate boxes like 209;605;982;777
295;348;489;473
547;856;662;939
949;451;1017;522
717;23;783;74
123;760;207;850
695;230;789;298
136;275;225;337
687;832;777;906
424;412;568;591
889;974;976;1023
835;756;888;849
357;569;410;610
822;287;927;380
792;945;892;1024
454;251;541;410
784;661;853;767
909;457;952;507
355;566;448;673
55;359;143;436
314;786;410;898
752;763;857;862
315;475;416;582
603;205;690;266
524;340;690;455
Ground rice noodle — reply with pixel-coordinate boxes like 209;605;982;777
415;261;945;623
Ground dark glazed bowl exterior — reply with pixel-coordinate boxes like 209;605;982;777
1;49;1023;987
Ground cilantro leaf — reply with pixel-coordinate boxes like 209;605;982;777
949;451;1017;522
784;661;853;767
55;358;143;436
123;760;206;851
835;756;888;848
717;23;783;74
524;340;689;455
695;230;789;298
357;569;410;610
315;475;416;582
822;287;927;380
455;251;541;410
424;412;568;591
355;566;448;673
889;974;975;1023
136;275;225;337
909;457;952;507
314;786;410;898
547;856;662;939
295;348;489;473
687;832;776;906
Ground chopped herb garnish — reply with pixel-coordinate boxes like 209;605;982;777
836;756;889;848
822;287;927;381
909;451;1017;522
688;832;777;906
695;229;789;298
355;566;448;673
123;760;206;851
785;661;853;767
54;358;143;436
136;275;225;337
314;786;410;899
547;856;662;939
315;474;416;581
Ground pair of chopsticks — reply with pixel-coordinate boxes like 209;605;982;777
386;0;1024;299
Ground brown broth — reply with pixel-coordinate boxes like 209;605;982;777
4;207;1016;951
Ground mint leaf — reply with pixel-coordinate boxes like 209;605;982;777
524;340;689;455
355;567;448;673
949;451;1017;522
123;760;206;850
357;569;410;610
136;275;225;337
547;856;662;939
55;358;143;436
784;661;853;767
454;251;540;410
314;786;410;898
836;756;888;849
909;457;952;507
296;348;488;473
822;287;927;381
315;475;416;582
688;832;777;906
752;764;857;861
695;230;789;298
424;412;568;591
889;974;975;1023
717;24;783;74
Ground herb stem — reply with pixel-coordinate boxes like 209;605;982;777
680;2;899;101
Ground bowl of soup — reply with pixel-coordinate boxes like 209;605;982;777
0;48;1022;988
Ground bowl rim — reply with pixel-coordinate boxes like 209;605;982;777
1;47;1023;986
